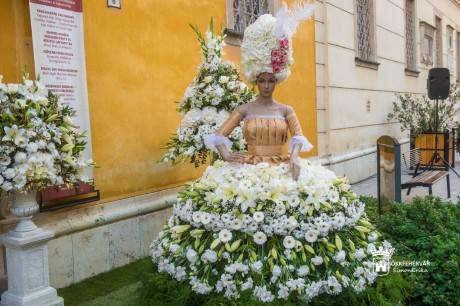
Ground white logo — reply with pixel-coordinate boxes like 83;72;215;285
372;246;394;276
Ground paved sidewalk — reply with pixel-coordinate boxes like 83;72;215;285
352;152;460;203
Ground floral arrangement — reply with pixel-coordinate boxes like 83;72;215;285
387;84;460;138
0;72;95;193
241;2;314;85
159;20;254;167
242;14;293;85
150;159;391;302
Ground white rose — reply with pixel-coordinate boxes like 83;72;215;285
7;84;18;94
204;76;213;83
227;81;236;91
219;76;229;84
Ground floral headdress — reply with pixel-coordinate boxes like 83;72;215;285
241;1;315;84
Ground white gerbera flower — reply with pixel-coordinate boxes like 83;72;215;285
253;231;267;245
192;211;202;223
287;195;300;207
239;179;252;190
200;212;212;225
283;236;296;249
219;229;232;243
230;218;243;230
275;203;286;216
305;229;319;243
253;211;265;223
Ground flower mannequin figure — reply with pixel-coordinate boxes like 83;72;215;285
149;1;392;303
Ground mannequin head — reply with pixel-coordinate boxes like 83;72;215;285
256;72;277;99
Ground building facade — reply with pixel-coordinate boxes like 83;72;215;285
0;0;316;290
1;0;460;293
314;0;460;182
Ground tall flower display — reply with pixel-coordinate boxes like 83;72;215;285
0;72;95;194
159;20;254;167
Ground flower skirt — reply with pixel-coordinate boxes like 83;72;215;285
150;159;389;302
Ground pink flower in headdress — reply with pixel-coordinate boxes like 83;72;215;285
272;50;281;58
273;66;281;74
279;38;289;49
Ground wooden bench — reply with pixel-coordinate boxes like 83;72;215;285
400;148;451;197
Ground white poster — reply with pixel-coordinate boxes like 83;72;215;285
29;0;93;178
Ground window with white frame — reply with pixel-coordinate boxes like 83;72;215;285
405;0;417;72
226;0;278;37
435;16;442;67
355;0;378;68
447;26;454;73
420;21;435;66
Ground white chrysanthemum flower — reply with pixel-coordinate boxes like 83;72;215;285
312;256;324;266
253;231;267;245
186;249;198;263
283;236;296;249
219;229;232;243
201;249;218;263
298;265;310;277
251;261;263;274
334;250;346;263
368;232;378;242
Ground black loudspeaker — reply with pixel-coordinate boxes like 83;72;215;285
427;68;450;99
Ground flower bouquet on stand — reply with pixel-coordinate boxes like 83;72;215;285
0;71;95;232
158;20;254;167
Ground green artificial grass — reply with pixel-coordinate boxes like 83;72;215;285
58;257;152;306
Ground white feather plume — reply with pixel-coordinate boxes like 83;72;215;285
273;1;315;39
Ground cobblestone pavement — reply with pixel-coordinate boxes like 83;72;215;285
351;152;460;203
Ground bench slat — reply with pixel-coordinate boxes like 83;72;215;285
404;171;448;185
400;147;450;197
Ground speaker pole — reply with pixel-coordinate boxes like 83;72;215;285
427;98;460;177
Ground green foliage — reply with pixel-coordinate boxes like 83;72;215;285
387;84;460;138
362;196;460;305
139;262;411;306
58;258;152;305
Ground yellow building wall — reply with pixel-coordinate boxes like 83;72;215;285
0;0;316;204
0;0;35;83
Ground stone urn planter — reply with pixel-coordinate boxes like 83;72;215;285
9;190;40;234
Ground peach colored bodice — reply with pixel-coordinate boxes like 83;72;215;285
216;111;304;165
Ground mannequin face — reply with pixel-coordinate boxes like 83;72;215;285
256;73;277;98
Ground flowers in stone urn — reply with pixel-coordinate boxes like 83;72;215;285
0;72;95;233
0;72;95;193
